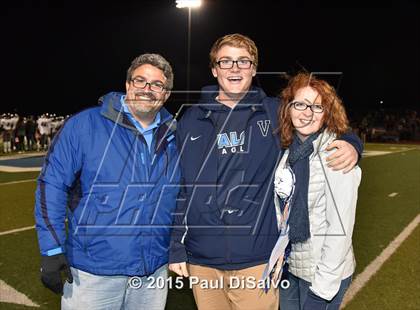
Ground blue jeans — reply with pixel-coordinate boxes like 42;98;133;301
280;273;352;310
62;264;168;310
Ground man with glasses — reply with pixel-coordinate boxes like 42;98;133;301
169;34;362;309
35;53;180;309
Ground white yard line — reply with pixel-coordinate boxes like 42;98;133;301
388;192;399;197
0;179;36;186
363;148;415;158
0;166;41;172
0;279;39;307
362;150;392;157
342;213;420;308
0;152;46;161
0;225;35;236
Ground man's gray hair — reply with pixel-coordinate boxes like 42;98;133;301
126;53;174;90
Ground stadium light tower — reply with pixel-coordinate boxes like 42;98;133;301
176;0;202;104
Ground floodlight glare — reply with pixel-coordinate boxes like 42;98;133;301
176;0;202;9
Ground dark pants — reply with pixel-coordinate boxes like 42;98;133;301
17;135;25;151
27;134;36;150
280;273;352;310
40;134;48;149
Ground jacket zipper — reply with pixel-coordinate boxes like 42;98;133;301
136;134;150;181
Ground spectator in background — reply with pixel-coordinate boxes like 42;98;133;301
10;113;19;151
26;116;37;151
15;116;26;153
37;113;51;151
358;117;369;144
1;114;13;153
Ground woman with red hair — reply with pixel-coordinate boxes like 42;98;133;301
273;73;361;310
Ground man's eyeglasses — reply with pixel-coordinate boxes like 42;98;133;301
216;59;253;69
290;101;324;113
130;78;166;93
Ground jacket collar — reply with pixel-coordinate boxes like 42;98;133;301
309;130;336;160
99;92;176;137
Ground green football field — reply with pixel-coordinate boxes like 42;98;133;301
0;143;419;309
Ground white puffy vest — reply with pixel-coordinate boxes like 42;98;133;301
275;132;360;296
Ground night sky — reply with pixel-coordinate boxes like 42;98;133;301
2;0;419;119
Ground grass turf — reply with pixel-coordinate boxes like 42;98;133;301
0;182;37;232
0;172;39;184
0;145;419;309
344;225;420;310
353;149;420;275
362;143;420;152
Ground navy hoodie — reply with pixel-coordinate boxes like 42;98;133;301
169;85;363;270
169;86;283;269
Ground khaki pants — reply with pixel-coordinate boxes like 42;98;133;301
188;263;279;310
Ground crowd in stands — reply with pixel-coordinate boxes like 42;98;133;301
351;109;419;143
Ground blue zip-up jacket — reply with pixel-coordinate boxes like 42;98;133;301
169;85;363;270
34;92;180;276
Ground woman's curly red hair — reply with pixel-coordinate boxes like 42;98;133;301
278;73;349;148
